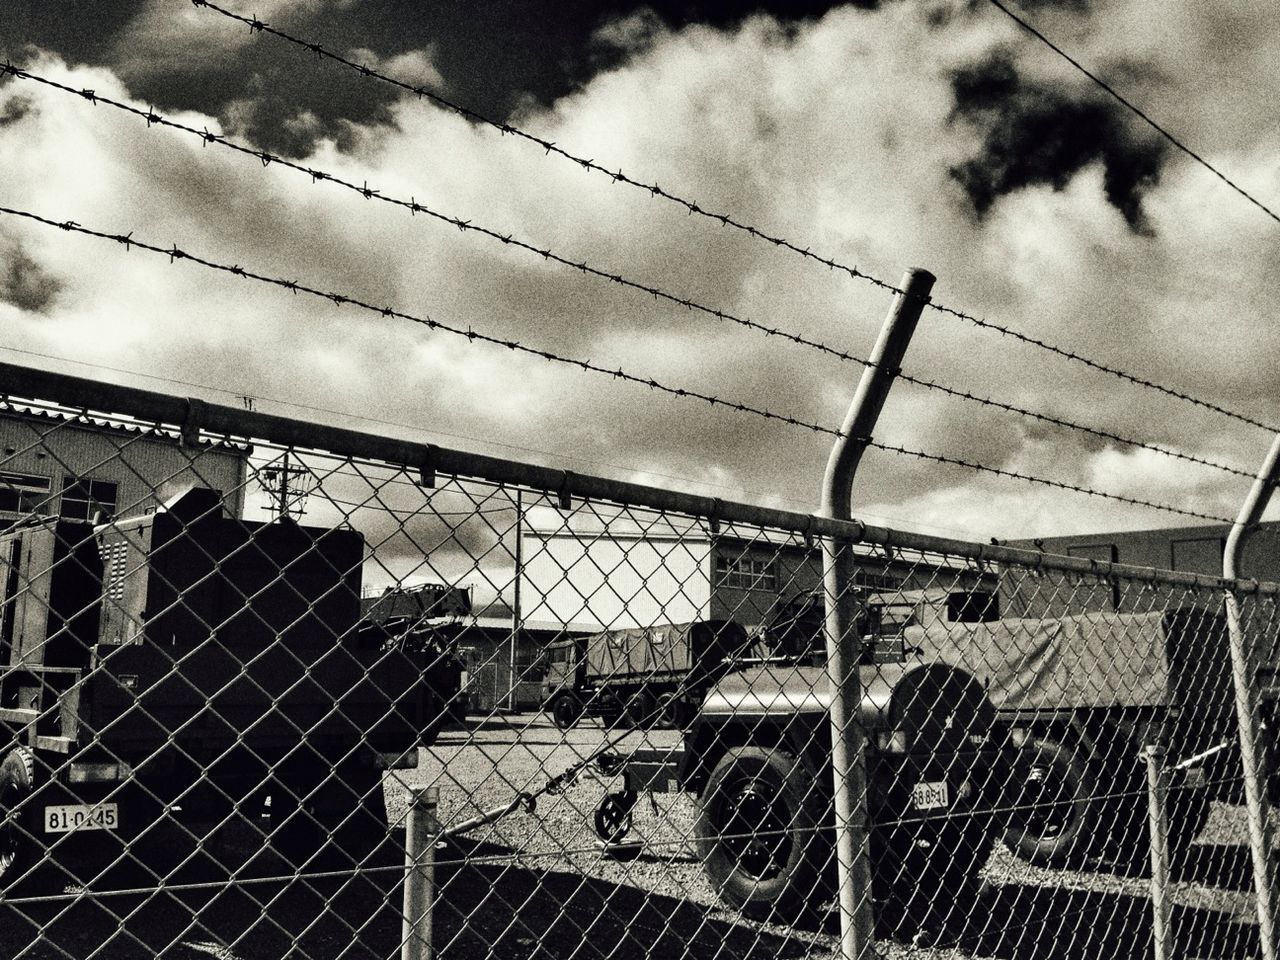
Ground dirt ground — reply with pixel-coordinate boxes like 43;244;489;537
0;712;1267;960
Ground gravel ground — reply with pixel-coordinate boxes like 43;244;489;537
392;712;1267;960
0;713;1264;960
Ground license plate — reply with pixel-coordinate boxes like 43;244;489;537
911;780;950;811
44;803;119;834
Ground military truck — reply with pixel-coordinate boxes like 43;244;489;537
0;488;440;889
878;588;1231;865
675;639;1009;929
541;619;755;729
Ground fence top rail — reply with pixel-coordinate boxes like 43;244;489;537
3;360;1275;597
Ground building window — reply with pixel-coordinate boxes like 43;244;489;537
715;554;777;591
946;590;1000;623
60;476;119;522
0;471;52;516
852;569;901;591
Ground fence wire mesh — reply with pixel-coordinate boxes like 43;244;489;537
0;377;1275;960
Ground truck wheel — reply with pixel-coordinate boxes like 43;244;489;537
656;692;683;729
624;690;657;729
1002;735;1096;865
0;747;36;889
695;746;831;921
550;692;582;730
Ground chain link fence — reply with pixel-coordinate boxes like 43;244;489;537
0;365;1276;960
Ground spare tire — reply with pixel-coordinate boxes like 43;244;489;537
0;747;37;891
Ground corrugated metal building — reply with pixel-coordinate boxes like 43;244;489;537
1002;522;1280;616
1;406;251;525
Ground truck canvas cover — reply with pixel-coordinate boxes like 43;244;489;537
584;620;748;686
904;607;1230;712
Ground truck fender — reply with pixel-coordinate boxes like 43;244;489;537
679;713;824;796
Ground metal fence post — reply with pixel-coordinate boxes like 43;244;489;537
821;268;935;960
1224;433;1280;960
1144;745;1172;960
402;786;440;960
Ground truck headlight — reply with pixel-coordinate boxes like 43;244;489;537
68;762;132;784
875;730;909;754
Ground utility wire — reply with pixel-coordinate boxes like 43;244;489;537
985;0;1280;230
0;345;987;539
2;64;1260;482
0;203;1235;526
182;0;1278;437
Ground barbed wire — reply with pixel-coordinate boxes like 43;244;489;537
3;64;1262;487
0;205;1237;526
185;0;899;294
0;204;837;430
0;66;880;363
984;0;1280;230
866;438;1233;524
923;298;1277;434
181;0;1280;438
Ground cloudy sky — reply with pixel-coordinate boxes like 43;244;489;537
2;0;1279;550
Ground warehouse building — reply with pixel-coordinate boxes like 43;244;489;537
1;405;251;526
517;509;985;634
1002;521;1280;616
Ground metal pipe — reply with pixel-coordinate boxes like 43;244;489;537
2;361;1276;596
1144;745;1172;960
821;267;935;960
1224;432;1280;960
402;786;440;960
508;488;523;713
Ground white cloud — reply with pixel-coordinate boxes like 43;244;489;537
107;0;346;81
1;2;1275;549
346;47;443;92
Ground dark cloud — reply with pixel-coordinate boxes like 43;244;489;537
0;242;62;313
947;50;1166;231
0;94;33;127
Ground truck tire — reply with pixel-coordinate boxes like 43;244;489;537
694;746;831;921
623;690;657;729
0;747;36;890
550;692;582;730
1002;735;1097;865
